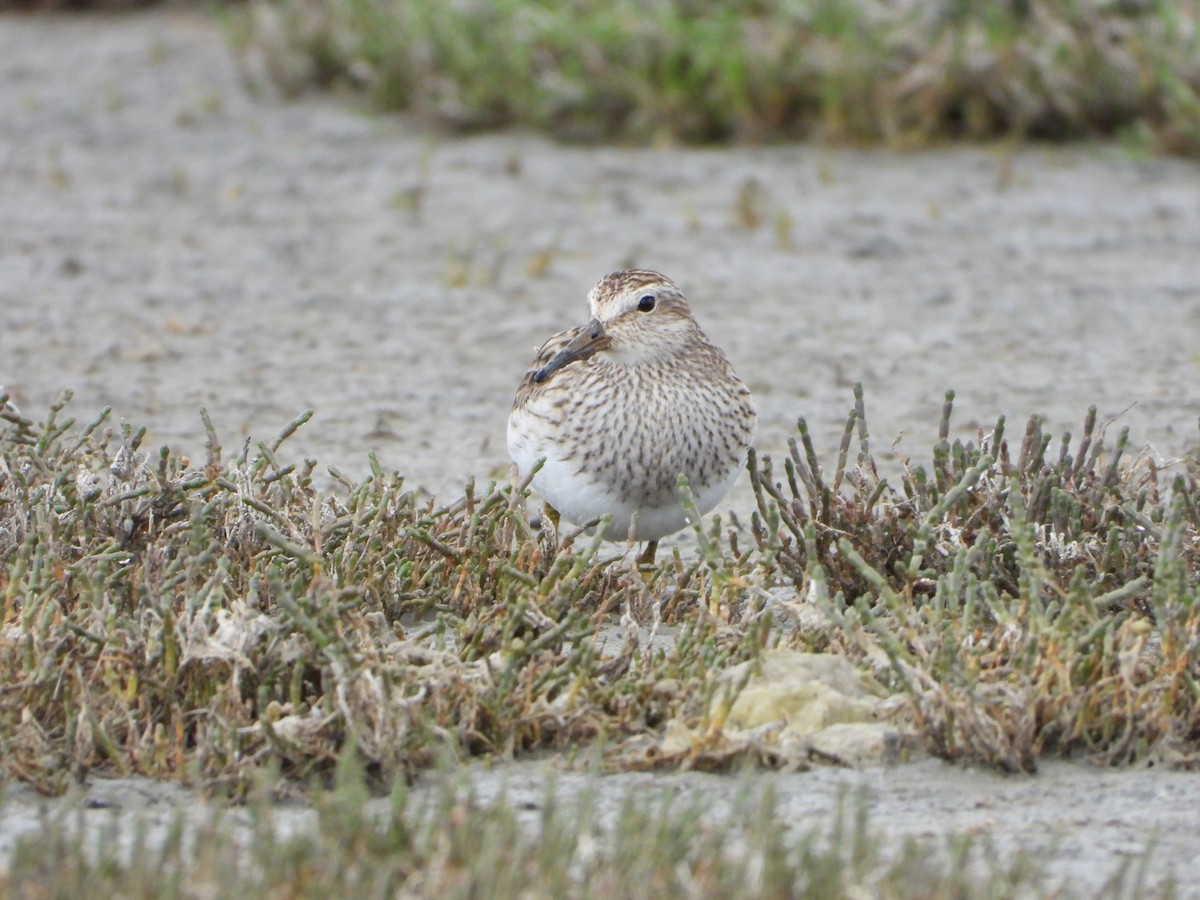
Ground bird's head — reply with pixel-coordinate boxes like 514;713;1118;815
533;269;697;383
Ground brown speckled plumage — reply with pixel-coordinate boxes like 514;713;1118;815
508;270;756;543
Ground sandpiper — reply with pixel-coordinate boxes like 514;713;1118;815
507;269;756;564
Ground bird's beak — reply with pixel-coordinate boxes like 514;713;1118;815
533;318;609;383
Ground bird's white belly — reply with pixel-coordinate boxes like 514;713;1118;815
509;408;744;541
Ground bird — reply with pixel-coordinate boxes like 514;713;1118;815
507;269;756;566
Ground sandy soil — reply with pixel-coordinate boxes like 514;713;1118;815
3;8;1200;894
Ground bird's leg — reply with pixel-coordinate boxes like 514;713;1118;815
539;501;573;557
636;539;659;576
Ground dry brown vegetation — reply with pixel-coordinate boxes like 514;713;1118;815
753;387;1200;771
2;386;1198;799
2;386;1195;895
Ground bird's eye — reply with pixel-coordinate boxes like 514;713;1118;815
637;295;656;312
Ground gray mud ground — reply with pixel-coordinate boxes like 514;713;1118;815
2;8;1200;895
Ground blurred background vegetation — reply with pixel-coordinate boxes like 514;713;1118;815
243;0;1196;153
4;0;1198;152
